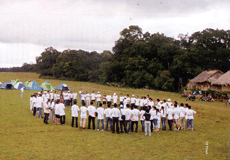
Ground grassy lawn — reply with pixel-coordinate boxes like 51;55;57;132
0;72;229;159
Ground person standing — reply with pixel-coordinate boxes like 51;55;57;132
119;93;124;106
32;94;37;116
110;104;120;134
96;91;101;108
124;104;132;133
143;109;151;136
63;91;69;107
20;87;24;98
126;94;131;106
106;93;112;107
135;95;140;109
140;107;146;132
43;99;51;124
104;104;112;131
130;95;136;110
71;101;79;128
37;93;43;118
130;106;140;133
160;106;167;131
179;103;186;130
73;90;78;105
59;99;66;125
54;99;60;124
91;91;96;104
87;101;96;130
50;90;54;101
173;104;181;130
186;106;196;131
96;103;105;131
103;94;107;108
69;91;73;106
85;91;91;106
80;92;86;106
80;102;88;129
113;93;118;105
167;105;174;131
119;105;126;133
79;89;83;100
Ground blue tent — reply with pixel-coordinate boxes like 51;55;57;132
26;81;43;90
57;83;70;91
14;82;27;90
0;82;15;89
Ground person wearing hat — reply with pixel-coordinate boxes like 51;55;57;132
96;91;101;108
130;95;136;110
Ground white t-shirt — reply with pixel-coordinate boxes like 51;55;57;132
140;110;145;121
56;94;60;100
32;97;37;107
179;107;185;117
80;106;88;118
119;96;124;102
42;94;46;101
96;94;101;101
54;104;60;115
50;93;54;99
126;97;131;104
36;97;43;108
160;109;166;118
71;104;79;117
43;102;50;114
140;99;144;107
131;109;140;121
88;105;96;117
149;109;155;120
97;107;105;119
173;107;180;120
63;92;69;100
135;98;140;106
167;108;174;120
50;102;55;109
143;99;148;106
81;94;86;101
104;108;112;118
131;97;136;104
111;108;120;117
86;93;90;101
91;93;96;100
156;112;161;121
46;93;50;99
73;93;78;99
185;108;189;119
149;101;154;107
125;108;132;120
187;109;196;119
113;95;118;103
59;103;65;116
106;95;112;102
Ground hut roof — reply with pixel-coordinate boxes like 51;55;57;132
190;70;223;83
212;70;230;85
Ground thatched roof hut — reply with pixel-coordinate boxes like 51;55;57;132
212;71;230;92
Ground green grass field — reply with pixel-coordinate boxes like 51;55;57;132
0;72;229;159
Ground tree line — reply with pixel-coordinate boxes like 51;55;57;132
1;26;229;91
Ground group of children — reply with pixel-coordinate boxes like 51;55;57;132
30;90;196;136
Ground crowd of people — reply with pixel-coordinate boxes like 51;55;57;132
30;89;196;136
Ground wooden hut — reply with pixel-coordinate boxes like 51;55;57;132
187;70;223;91
211;71;230;92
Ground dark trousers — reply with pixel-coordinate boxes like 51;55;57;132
120;120;125;133
131;103;135;110
70;98;73;106
60;115;66;125
131;121;138;132
168;119;173;130
72;117;78;128
150;120;153;132
33;107;37;116
120;102;123;105
44;113;49;124
107;101;111;106
124;120;131;133
112;117;119;133
88;116;95;129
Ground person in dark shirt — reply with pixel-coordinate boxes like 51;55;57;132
143;109;151;136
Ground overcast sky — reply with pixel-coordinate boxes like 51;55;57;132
0;0;229;67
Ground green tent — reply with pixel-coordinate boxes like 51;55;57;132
12;79;19;86
41;81;55;90
24;80;32;87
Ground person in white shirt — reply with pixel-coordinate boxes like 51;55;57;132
104;104;112;131
32;94;37;116
54;99;60;124
37;93;43;118
56;91;61;103
160;106;167;131
71;101;79;128
46;91;50;101
80;92;86;106
155;108;161;132
148;98;154;110
79;89;83;100
113;93;118;105
53;91;57;103
143;97;148;109
30;95;33;112
179;103;186;130
63;91;69;107
152;107;158;131
142;109;151;136
130;95;136;110
124;104;132;133
123;97;127;109
59;99;66;125
119;105;126;133
106;93;112;106
49;99;55;122
80;102;88;129
149;106;155;132
126;94;131;106
96;91;101;108
130;106;140;133
85;91;91;106
110;103;120;134
103;94;107;108
167;105;174;131
43;99;51;124
20;87;24;98
167;98;173;109
155;99;160;108
135;96;140;108
119;93;124;106
91;91;96;104
140;107;146;132
73;90;78;105
88;102;96;130
50;90;54;101
69;91;73;106
173;104;181;130
139;97;144;109
187;105;196;130
185;103;189;128
96;103;105;131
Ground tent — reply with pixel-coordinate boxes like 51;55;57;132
41;81;56;90
12;79;19;86
57;83;70;91
24;80;32;87
14;82;27;90
26;81;43;90
0;82;15;89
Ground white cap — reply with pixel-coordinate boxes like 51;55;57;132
51;90;53;92
68;91;70;92
98;91;100;93
167;98;171;101
44;91;47;94
38;92;41;94
132;95;134;97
